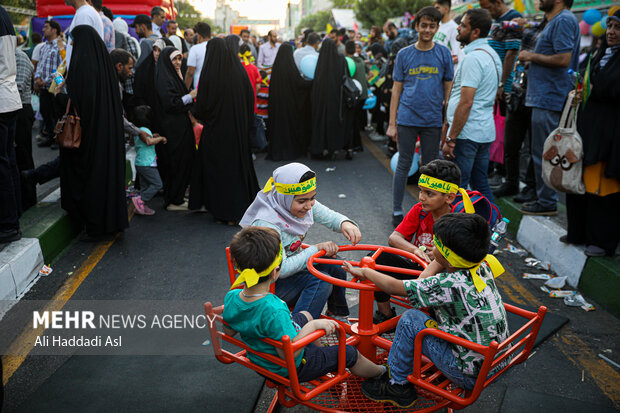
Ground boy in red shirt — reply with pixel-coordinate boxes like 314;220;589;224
374;160;476;322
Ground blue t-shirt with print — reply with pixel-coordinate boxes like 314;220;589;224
525;9;580;112
393;43;454;128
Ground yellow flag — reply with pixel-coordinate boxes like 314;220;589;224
514;0;526;13
326;23;333;33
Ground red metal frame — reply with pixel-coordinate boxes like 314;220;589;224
307;244;427;362
216;244;548;412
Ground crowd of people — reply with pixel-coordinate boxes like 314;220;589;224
1;0;619;408
1;0;619;257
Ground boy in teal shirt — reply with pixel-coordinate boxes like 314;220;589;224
223;226;385;381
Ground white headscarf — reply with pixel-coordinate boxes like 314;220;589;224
240;163;315;235
153;39;166;52
113;18;141;59
112;17;128;34
169;34;183;52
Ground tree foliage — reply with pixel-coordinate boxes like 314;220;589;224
175;1;218;32
295;10;331;36
332;0;357;8
355;0;432;29
5;0;36;26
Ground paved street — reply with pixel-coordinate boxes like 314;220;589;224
2;138;619;412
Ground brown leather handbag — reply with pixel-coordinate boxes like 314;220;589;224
54;99;82;149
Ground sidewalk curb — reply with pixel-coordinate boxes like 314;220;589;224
497;197;619;317
0;198;82;318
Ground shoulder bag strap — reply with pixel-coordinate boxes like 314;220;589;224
474;48;500;84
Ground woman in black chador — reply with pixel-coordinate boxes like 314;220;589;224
267;43;312;161
60;25;128;237
189;37;259;223
309;38;346;157
155;46;196;210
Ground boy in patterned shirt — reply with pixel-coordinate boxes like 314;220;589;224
343;213;509;408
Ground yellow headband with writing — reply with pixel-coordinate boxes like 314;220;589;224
433;235;504;292
239;50;252;65
230;245;283;289
262;176;317;196
418;174;475;214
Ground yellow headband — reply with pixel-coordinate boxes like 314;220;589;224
418;174;475;214
433;235;504;292
230;245;283;289
239;50;252;65
262;176;316;196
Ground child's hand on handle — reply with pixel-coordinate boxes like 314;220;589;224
315;241;338;257
311;319;338;335
413;246;431;263
341;221;361;245
341;261;366;280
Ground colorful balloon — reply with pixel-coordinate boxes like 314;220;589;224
300;54;318;80
390;152;420;177
345;56;356;77
583;9;602;25
579;20;591;35
591;21;606;37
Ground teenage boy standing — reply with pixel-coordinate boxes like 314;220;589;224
388;7;454;227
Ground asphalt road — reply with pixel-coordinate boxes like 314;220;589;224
2;138;619;413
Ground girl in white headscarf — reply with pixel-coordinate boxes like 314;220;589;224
240;162;361;320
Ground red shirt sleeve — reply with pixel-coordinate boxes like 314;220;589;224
395;203;423;242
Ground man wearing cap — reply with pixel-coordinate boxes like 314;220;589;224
131;14;160;67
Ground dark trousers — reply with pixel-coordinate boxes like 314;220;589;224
15;104;34;171
32;156;60;184
352;101;365;150
39;89;56;137
504;105;535;188
15;105;36;209
566;192;620;255
0;111;21;231
371;103;387;135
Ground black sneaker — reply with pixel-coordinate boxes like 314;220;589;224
513;186;537;203
392;214;403;227
361;370;417;408
519;202;557;216
493;182;519;198
373;307;396;324
0;229;22;244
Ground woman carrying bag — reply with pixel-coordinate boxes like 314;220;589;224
563;10;620;257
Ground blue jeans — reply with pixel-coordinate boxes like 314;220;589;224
530;108;559;209
388;309;476;390
393;126;441;214
275;264;349;320
453;139;495;203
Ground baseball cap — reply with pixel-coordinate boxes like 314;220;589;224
130;14;151;28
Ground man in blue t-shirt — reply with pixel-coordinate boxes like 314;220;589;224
518;0;580;216
388;6;454;227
